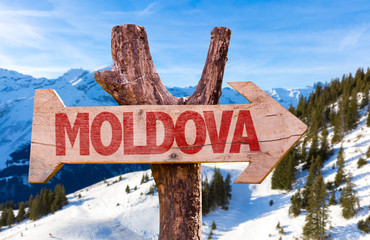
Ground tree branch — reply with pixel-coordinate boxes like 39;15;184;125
95;24;231;106
186;27;231;105
94;24;231;240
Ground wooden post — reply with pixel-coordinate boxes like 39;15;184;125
94;24;231;239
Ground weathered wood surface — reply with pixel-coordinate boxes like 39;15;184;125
29;81;307;184
97;24;232;240
29;24;232;240
28;24;307;240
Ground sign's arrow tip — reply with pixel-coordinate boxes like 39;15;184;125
228;81;308;184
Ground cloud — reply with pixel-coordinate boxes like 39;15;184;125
0;22;45;49
156;65;202;87
0;1;109;78
0;3;57;50
1;0;370;89
339;26;368;51
103;1;157;17
137;2;157;16
0;9;54;17
1;64;70;79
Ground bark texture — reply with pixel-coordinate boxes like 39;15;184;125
94;24;231;240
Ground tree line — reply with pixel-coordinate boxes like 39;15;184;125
202;168;232;215
271;67;369;238
0;184;68;229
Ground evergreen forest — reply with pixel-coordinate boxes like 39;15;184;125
271;67;369;238
0;184;68;229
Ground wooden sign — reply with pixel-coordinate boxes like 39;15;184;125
29;81;307;184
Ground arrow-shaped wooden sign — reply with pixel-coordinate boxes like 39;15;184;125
29;81;307;184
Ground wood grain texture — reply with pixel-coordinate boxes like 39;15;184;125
93;24;229;240
29;82;307;184
28;24;307;239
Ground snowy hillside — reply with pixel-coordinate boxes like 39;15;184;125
0;67;117;170
0;170;159;240
0;67;315;203
1;106;368;239
0;67;314;170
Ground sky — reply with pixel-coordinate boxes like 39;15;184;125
1;0;370;90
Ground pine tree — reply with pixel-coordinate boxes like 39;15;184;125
319;125;330;162
210;168;226;209
334;146;346;187
346;91;359;130
146;184;156;195
223;173;232;209
40;188;49;216
211;220;217;230
306;135;319;169
145;173;150;182
6;208;15;227
271;150;297;190
296;95;306;118
359;87;369;109
300;139;307;164
47;190;55;213
141;174;145;184
367;108;370;127
208;230;213;239
329;190;337;205
339;176;359;219
357;215;370;234
289;188;302;217
17;202;26;223
125;185;130;194
0;207;7;227
29;194;42;220
276;221;281;229
141;173;150;184
303;174;329;240
27;194;34;218
50;191;59;214
302;156;322;208
51;184;68;214
202;177;210;215
329;106;336;127
288;104;296;115
202;168;232;214
357;158;367;168
332;100;345;144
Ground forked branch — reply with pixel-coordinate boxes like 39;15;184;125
94;24;231;106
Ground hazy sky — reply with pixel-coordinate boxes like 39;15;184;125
1;0;370;89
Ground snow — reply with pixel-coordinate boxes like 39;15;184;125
0;68;118;169
266;85;315;109
0;67;312;170
0;170;159;240
0;68;368;239
2;105;369;239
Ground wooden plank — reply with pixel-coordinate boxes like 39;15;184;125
29;81;307;184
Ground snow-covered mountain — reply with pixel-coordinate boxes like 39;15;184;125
0;68;315;203
0;67;117;170
1;105;368;239
0;68;142;203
